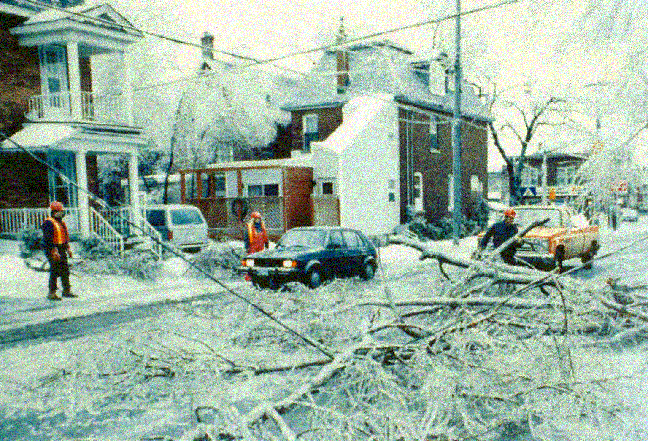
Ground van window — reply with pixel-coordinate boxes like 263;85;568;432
147;210;166;227
171;209;204;225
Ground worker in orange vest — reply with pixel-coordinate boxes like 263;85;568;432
41;201;76;300
244;211;269;254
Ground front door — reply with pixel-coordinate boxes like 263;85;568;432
39;45;69;117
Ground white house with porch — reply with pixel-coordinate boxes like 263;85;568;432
0;3;160;256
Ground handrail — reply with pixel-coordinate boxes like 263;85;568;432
89;206;124;256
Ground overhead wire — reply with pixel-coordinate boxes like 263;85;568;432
0;131;334;359
14;0;503;132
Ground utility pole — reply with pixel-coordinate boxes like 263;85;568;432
451;0;463;245
541;143;548;204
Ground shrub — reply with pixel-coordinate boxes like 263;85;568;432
19;229;43;258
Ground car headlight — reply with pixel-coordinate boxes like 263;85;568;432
243;259;255;267
282;260;297;268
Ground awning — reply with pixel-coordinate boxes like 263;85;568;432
2;124;78;150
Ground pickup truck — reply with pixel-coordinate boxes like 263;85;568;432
481;205;600;271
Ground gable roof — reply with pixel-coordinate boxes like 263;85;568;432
281;40;489;122
22;3;141;37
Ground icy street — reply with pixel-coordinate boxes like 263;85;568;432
1;217;648;440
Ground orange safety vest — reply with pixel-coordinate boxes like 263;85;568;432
44;217;69;245
246;220;268;254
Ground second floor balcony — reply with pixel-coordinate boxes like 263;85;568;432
27;91;130;126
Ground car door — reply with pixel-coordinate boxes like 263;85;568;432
326;229;348;278
342;230;364;276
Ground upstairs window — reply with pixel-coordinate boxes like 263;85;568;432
429;115;439;153
302;114;319;153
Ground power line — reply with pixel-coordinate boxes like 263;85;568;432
0;130;334;359
16;0;519;93
15;0;258;62
247;0;520;67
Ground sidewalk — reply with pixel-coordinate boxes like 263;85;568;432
0;240;246;340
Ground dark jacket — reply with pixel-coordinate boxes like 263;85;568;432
479;221;518;249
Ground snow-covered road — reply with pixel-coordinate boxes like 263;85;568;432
2;216;648;440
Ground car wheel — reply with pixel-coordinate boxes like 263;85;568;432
360;261;375;280
307;268;322;289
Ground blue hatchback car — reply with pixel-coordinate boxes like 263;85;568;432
241;226;378;289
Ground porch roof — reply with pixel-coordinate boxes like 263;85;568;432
2;123;146;154
2;123;77;150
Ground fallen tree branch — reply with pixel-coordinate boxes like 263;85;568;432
355;296;559;310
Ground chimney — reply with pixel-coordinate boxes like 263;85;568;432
201;32;214;61
335;18;349;94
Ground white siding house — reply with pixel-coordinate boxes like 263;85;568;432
311;94;400;235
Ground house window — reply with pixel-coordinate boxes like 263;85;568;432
248;184;263;197
200;173;226;198
264;184;279;196
430;116;439;153
322;182;334;195
248;183;279;197
556;166;576;187
302;114;319;153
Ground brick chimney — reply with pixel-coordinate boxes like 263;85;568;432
201;32;214;61
335;18;349;94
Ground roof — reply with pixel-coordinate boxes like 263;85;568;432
192;156;312;172
1;123;78;150
281;40;490;122
20;3;142;38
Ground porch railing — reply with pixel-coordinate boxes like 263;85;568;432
0;208;80;234
27;91;128;125
100;207;163;258
89;207;124;256
0;207;162;258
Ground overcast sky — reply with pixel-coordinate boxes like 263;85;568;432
102;0;644;170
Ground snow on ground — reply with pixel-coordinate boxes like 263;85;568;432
2;218;648;440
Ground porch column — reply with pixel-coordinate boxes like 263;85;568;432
121;52;134;126
66;41;82;119
128;152;141;228
75;148;90;238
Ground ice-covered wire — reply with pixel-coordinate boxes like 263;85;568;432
0;131;334;359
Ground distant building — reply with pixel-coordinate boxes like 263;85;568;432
502;151;589;204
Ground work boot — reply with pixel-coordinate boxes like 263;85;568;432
62;291;77;298
47;291;62;301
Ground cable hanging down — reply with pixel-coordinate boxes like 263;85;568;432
0;131;334;359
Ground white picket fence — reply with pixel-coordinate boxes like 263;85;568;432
0;207;162;258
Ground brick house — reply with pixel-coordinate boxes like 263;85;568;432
280;26;490;234
0;1;152;254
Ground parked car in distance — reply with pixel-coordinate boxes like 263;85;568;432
621;208;639;222
479;205;599;271
143;204;210;252
241;226;378;289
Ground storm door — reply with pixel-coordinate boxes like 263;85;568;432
39;45;70;117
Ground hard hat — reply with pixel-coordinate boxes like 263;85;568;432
504;208;516;218
49;201;64;212
250;211;261;219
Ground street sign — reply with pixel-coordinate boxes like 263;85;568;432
519;186;536;197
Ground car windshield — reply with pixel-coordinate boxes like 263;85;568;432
171;209;204;225
277;229;327;248
515;208;562;228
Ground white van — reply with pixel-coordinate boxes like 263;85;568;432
143;204;210;251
